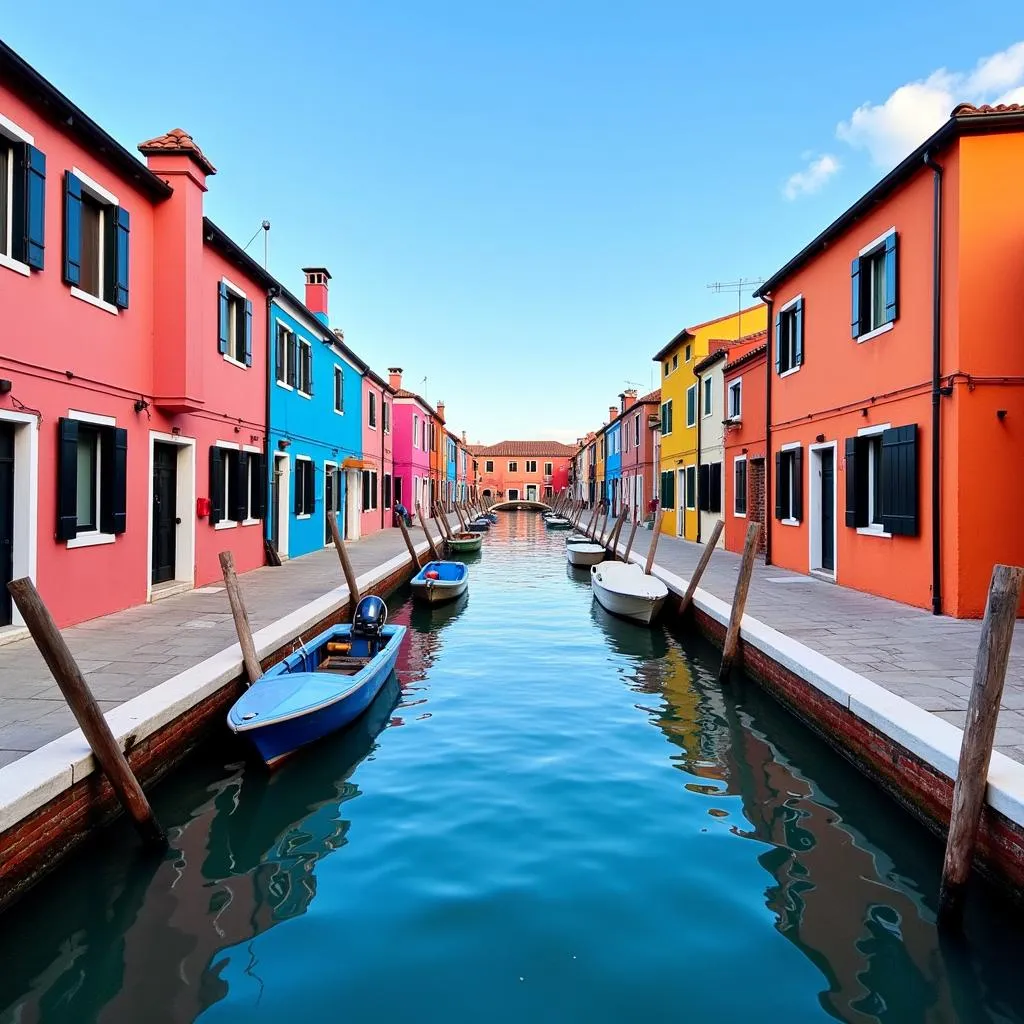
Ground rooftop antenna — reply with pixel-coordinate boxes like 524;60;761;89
707;278;765;339
243;220;272;269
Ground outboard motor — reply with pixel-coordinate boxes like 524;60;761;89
352;595;388;653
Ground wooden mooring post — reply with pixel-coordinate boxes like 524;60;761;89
219;551;264;685
938;564;1024;930
605;508;628;557
679;519;724;617
719;521;760;680
454;503;469;531
434;502;454;540
327;510;361;606
416;504;441;561
397;516;421;569
644;511;668;575
622;515;640;562
7;577;167;850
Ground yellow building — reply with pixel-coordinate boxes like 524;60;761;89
652;304;767;538
594;424;606;509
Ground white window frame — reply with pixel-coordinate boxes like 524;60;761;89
220;276;248;368
412;415;420;449
485;460;494;473
508;461;518;473
383;400;390;434
685;385;697;428
274;320;295;390
856;228;896;343
0;115;34;277
65;410;117;549
777;294;802;377
333;365;345;415
702;376;713;418
779;441;801;527
661;400;673;437
212;439;241;531
685;465;696;511
728;379;742;419
368;391;377;429
241;443;262;526
295;455;314;519
296;339;313;398
733;454;747;518
69;168;120;316
544;461;553;475
856;421;892;537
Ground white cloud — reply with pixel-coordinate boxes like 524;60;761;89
783;153;841;200
836;41;1024;168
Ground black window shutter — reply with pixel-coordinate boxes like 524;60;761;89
56;417;79;540
306;345;314;396
294;463;304;515
217;283;230;354
884;232;899;324
774;453;784;519
794;298;804;367
287;334;297;387
250;453;265;519
63;171;82;286
275;327;285;382
306;461;316;512
775;312;783;374
850;257;861;337
232;452;249;521
667;470;675;509
844;438;861;527
881;424;918;536
209;446;224;523
244;300;253;366
792;448;803;521
99;427;128;534
113;207;130;308
709;462;722;514
698;464;710;511
24;145;46;270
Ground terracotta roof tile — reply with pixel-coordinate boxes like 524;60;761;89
138;129;216;175
725;343;767;372
638;388;661;404
475;440;577;458
953;102;1024;117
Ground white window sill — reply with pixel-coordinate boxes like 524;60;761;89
781;517;800;527
685;422;696;430
296;513;311;520
70;287;118;316
368;424;378;431
856;321;894;345
0;252;30;277
857;525;892;538
334;408;345;416
778;365;801;379
241;518;261;527
733;510;747;518
276;380;294;391
223;354;248;369
297;390;312;400
67;531;116;549
214;520;237;530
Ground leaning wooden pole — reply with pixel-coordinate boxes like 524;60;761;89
622;517;640;562
605;507;628;557
7;578;167;849
679;519;724;617
938;564;1024;929
719;521;761;680
397;516;421;569
416;504;441;561
327;511;360;606
219;551;264;685
583;503;599;539
644;511;668;575
455;503;469;531
434;502;454;540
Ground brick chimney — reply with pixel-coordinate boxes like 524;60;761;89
622;389;638;412
302;267;331;325
462;430;467;443
609;405;617;422
437;401;446;423
389;367;403;391
139;129;217;412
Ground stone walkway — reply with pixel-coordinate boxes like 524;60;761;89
0;521;451;768
606;519;1024;764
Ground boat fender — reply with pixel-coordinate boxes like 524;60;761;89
326;642;352;654
425;570;440;580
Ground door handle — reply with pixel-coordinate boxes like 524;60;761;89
175;518;182;525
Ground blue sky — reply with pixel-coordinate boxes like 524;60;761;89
3;4;1022;443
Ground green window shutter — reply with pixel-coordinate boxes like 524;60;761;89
63;171;82;286
112;207;130;308
794;298;804;366
775;312;783;374
792;448;803;522
56;417;79;540
244;300;253;366
850;257;862;337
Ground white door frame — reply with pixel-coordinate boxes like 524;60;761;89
323;460;338;547
274;452;290;558
808;441;837;579
346;469;362;541
146;430;196;601
0;410;39;629
677;468;686;537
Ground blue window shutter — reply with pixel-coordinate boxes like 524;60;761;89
244;299;253;366
63;171;82;286
113;207;130;308
850;257;861;337
56;417;79;541
25;145;46;270
774;313;783;373
217;282;229;354
884;232;899;324
794;299;804;366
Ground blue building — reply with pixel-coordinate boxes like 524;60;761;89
445;430;458;506
266;268;366;559
605;419;622;515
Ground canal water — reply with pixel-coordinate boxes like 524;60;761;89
1;512;1022;1023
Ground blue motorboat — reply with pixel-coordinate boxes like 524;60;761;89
410;560;469;604
227;595;406;767
467;518;490;531
481;511;498;523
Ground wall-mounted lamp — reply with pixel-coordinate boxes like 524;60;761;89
134;397;149;414
939;385;954;397
997;409;1008;420
171;426;181;435
233;425;241;433
861;408;868;417
278;439;291;450
741;447;748;455
815;433;825;443
0;379;11;395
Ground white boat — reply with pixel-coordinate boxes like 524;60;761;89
566;543;606;568
544;516;572;530
590;562;668;626
565;532;590;545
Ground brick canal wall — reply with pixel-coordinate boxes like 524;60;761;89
0;550;423;912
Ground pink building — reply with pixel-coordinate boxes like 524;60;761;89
388;368;433;514
360;368;395;536
0;43;269;628
618;389;661;520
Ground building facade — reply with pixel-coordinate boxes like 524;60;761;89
722;336;767;555
693;349;729;547
475;442;574;501
390;369;433;514
619;390;661;523
604;409;622;514
761;102;1024;616
359;369;395;537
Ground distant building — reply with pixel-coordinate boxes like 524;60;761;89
475;441;575;501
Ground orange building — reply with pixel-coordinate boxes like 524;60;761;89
475;441;575;502
760;102;1024;617
721;332;767;555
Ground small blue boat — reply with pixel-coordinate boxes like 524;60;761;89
482;512;498;523
227;596;406;767
411;560;469;604
467;518;490;531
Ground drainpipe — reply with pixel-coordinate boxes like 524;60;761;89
264;287;278;551
924;149;943;615
695;369;702;543
764;295;774;565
